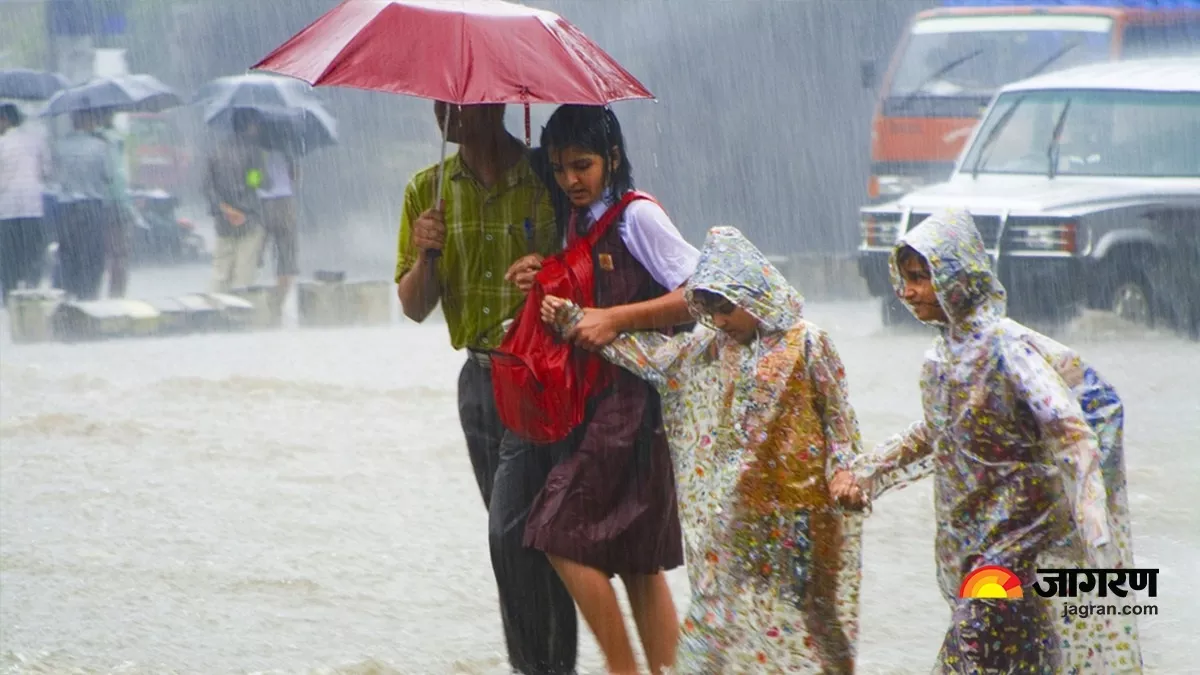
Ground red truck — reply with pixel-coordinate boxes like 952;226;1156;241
863;0;1200;204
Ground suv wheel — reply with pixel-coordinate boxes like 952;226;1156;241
1110;276;1152;326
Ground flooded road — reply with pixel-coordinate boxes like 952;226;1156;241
2;265;1197;674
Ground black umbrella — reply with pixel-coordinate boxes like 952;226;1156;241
204;103;337;156
41;74;182;117
0;69;69;101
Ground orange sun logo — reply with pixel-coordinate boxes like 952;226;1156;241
959;565;1024;599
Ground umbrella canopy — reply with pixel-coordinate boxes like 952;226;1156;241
192;72;323;108
41;74;182;117
251;0;655;257
251;0;654;106
204;103;338;156
0;68;70;101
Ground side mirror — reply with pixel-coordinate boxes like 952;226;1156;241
860;59;878;89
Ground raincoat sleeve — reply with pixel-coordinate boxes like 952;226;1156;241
555;301;699;393
1002;340;1113;555
807;328;864;482
850;416;935;502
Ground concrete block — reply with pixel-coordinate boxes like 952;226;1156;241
7;289;65;344
226;285;276;329
51;299;161;342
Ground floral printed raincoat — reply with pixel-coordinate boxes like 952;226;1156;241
852;210;1142;674
555;227;864;674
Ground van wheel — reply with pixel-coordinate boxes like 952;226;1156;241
1110;276;1152;326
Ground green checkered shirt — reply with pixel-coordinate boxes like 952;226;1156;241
395;152;559;352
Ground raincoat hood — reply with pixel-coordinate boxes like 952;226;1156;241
685;226;805;334
890;209;1007;331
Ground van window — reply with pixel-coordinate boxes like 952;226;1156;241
884;14;1113;118
1122;18;1200;58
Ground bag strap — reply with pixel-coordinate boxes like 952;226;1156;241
582;190;658;248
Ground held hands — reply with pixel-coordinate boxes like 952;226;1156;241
540;294;573;326
412;208;446;253
505;253;544;293
538;295;620;351
829;470;869;511
565;307;621;351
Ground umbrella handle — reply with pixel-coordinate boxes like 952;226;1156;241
426;107;452;261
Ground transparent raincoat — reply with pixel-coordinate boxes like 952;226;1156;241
853;210;1142;674
554;227;864;674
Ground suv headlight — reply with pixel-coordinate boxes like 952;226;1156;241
872;174;927;198
861;214;902;248
1007;221;1077;254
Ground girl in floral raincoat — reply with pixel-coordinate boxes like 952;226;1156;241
544;226;865;674
836;210;1142;674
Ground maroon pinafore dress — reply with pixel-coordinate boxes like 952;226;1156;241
522;201;684;576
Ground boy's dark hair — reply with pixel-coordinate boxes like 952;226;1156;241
539;105;634;198
691;288;737;315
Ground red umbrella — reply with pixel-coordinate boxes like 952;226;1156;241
252;0;654;229
254;0;652;108
253;0;652;142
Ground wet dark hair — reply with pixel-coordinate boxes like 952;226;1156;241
539;105;634;197
895;245;925;269
691;289;737;315
529;145;572;237
232;108;262;134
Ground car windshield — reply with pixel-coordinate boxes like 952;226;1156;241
961;90;1200;178
889;15;1113;100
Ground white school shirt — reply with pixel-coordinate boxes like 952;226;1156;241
579;192;700;291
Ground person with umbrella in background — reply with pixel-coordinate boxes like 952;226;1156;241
256;143;299;325
395;100;576;675
94;108;136;298
0;102;52;303
51;108;120;301
203;108;268;293
196;75;338;323
42;73;183;298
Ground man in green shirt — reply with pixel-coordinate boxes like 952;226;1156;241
395;102;577;675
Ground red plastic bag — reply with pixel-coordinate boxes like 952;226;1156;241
492;191;655;444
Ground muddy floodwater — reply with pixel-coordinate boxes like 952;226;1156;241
2;265;1197;674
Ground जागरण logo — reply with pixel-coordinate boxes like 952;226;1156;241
959;565;1024;599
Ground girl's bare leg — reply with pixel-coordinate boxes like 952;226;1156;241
623;572;679;674
548;554;638;674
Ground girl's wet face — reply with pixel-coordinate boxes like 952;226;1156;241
549;145;618;207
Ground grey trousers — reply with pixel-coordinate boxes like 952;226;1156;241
457;356;578;675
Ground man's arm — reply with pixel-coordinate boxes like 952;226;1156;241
395;181;441;322
397;256;441;322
